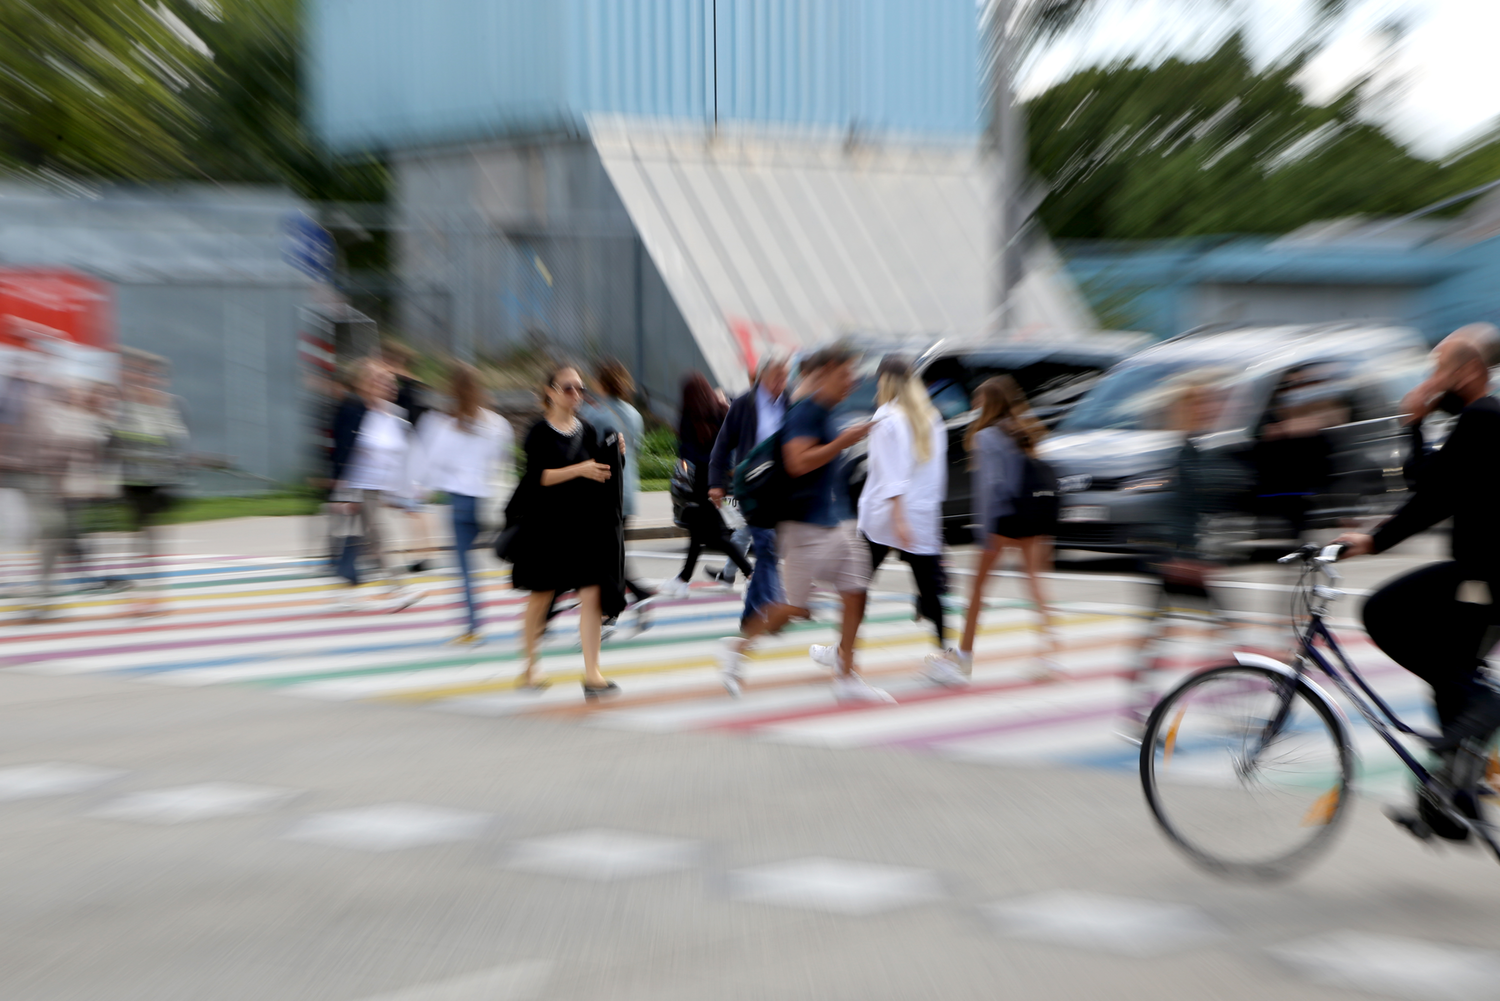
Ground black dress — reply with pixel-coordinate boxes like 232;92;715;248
508;419;626;616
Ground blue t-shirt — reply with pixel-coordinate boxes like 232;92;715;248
782;397;852;527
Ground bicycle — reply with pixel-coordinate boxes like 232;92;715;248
1139;543;1500;880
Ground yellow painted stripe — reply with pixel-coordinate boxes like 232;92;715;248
1162;706;1188;767
1300;786;1341;827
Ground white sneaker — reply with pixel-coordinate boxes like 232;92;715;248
717;638;747;697
922;650;971;688
658;577;691;599
809;643;841;670
954;649;974;677
385;586;425;612
831;673;896;704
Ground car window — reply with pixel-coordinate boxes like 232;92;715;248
925;376;972;420
1060;361;1246;432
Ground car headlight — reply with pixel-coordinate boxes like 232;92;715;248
1118;471;1173;493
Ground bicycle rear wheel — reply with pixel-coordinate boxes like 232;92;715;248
1140;664;1352;880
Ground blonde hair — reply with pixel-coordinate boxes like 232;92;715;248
876;371;940;464
965;375;1045;459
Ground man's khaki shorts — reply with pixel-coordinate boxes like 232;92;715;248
777;520;871;608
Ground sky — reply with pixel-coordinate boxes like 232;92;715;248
1018;0;1500;158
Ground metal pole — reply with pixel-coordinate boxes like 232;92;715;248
986;0;1020;339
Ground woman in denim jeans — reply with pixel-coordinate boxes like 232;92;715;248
414;363;513;644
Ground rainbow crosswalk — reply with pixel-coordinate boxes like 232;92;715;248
0;552;1434;789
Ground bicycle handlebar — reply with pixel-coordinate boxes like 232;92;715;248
1277;543;1348;566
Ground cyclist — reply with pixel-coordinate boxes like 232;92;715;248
1335;335;1500;839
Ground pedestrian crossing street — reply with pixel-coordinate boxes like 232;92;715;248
0;552;1434;793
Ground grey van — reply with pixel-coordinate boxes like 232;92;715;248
1038;324;1432;553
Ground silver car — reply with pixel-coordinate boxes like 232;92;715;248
1041;324;1433;553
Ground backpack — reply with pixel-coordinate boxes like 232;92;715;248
669;457;697;527
731;430;788;528
1013;453;1060;534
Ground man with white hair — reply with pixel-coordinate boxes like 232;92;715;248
707;353;790;625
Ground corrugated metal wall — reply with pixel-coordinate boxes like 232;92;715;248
312;0;979;152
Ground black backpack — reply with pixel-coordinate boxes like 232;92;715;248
1014;453;1060;533
730;430;786;528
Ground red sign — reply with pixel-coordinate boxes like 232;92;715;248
0;269;114;351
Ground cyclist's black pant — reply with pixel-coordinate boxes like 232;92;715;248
1362;562;1500;729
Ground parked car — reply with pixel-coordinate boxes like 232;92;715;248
836;336;1145;541
1038;324;1432;554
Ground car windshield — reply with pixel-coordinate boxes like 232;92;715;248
1059;361;1247;432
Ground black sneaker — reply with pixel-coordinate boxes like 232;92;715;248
1432;682;1500;753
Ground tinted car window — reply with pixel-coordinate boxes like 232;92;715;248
1060;361;1246;432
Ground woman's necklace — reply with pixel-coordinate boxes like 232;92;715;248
546;415;580;437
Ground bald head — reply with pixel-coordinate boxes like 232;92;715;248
1446;323;1500;368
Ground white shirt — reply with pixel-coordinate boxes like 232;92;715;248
857;403;947;555
412;409;513;498
344;406;412;494
754;384;785;444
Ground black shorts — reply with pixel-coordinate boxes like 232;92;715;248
992;514;1041;539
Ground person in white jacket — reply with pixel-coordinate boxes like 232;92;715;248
855;355;965;687
413;362;514;644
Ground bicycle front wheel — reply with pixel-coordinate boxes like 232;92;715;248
1141;664;1353;880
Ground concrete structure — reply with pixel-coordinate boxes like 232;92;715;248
312;0;1097;410
0;184;320;486
1065;211;1500;342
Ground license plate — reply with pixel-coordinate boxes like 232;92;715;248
1059;505;1108;523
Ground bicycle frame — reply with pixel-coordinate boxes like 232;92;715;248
1292;612;1437;785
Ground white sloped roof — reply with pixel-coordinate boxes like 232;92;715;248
590;117;1096;392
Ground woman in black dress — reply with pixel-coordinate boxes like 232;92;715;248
509;365;623;698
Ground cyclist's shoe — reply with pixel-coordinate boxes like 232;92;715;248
1410;748;1485;842
1416;788;1471;842
1431;681;1500;753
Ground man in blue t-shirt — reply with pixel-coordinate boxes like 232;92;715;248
717;344;894;703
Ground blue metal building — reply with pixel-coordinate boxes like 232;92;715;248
1064;213;1500;344
311;0;980;153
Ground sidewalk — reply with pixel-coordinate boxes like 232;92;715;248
137;490;683;559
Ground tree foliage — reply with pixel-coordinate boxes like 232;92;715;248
0;0;382;203
0;0;205;179
1024;37;1488;240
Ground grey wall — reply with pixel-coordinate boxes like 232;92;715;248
116;283;311;487
395;138;709;419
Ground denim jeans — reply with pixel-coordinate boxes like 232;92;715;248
744;525;782;624
449;494;481;634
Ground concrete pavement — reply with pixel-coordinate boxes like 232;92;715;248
1;522;1495;999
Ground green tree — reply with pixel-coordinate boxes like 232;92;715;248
0;0;206;178
1025;36;1449;239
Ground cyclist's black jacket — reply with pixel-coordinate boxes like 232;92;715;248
1372;395;1500;579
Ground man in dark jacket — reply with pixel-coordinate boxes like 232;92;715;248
1338;338;1500;839
708;355;789;625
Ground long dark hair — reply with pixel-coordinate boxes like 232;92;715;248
678;371;726;447
965;375;1045;458
450;361;484;432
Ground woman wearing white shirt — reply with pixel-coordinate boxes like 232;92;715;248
855;355;965;687
414;362;514;644
335;359;422;611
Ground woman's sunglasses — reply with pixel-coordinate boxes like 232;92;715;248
553;383;585;395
